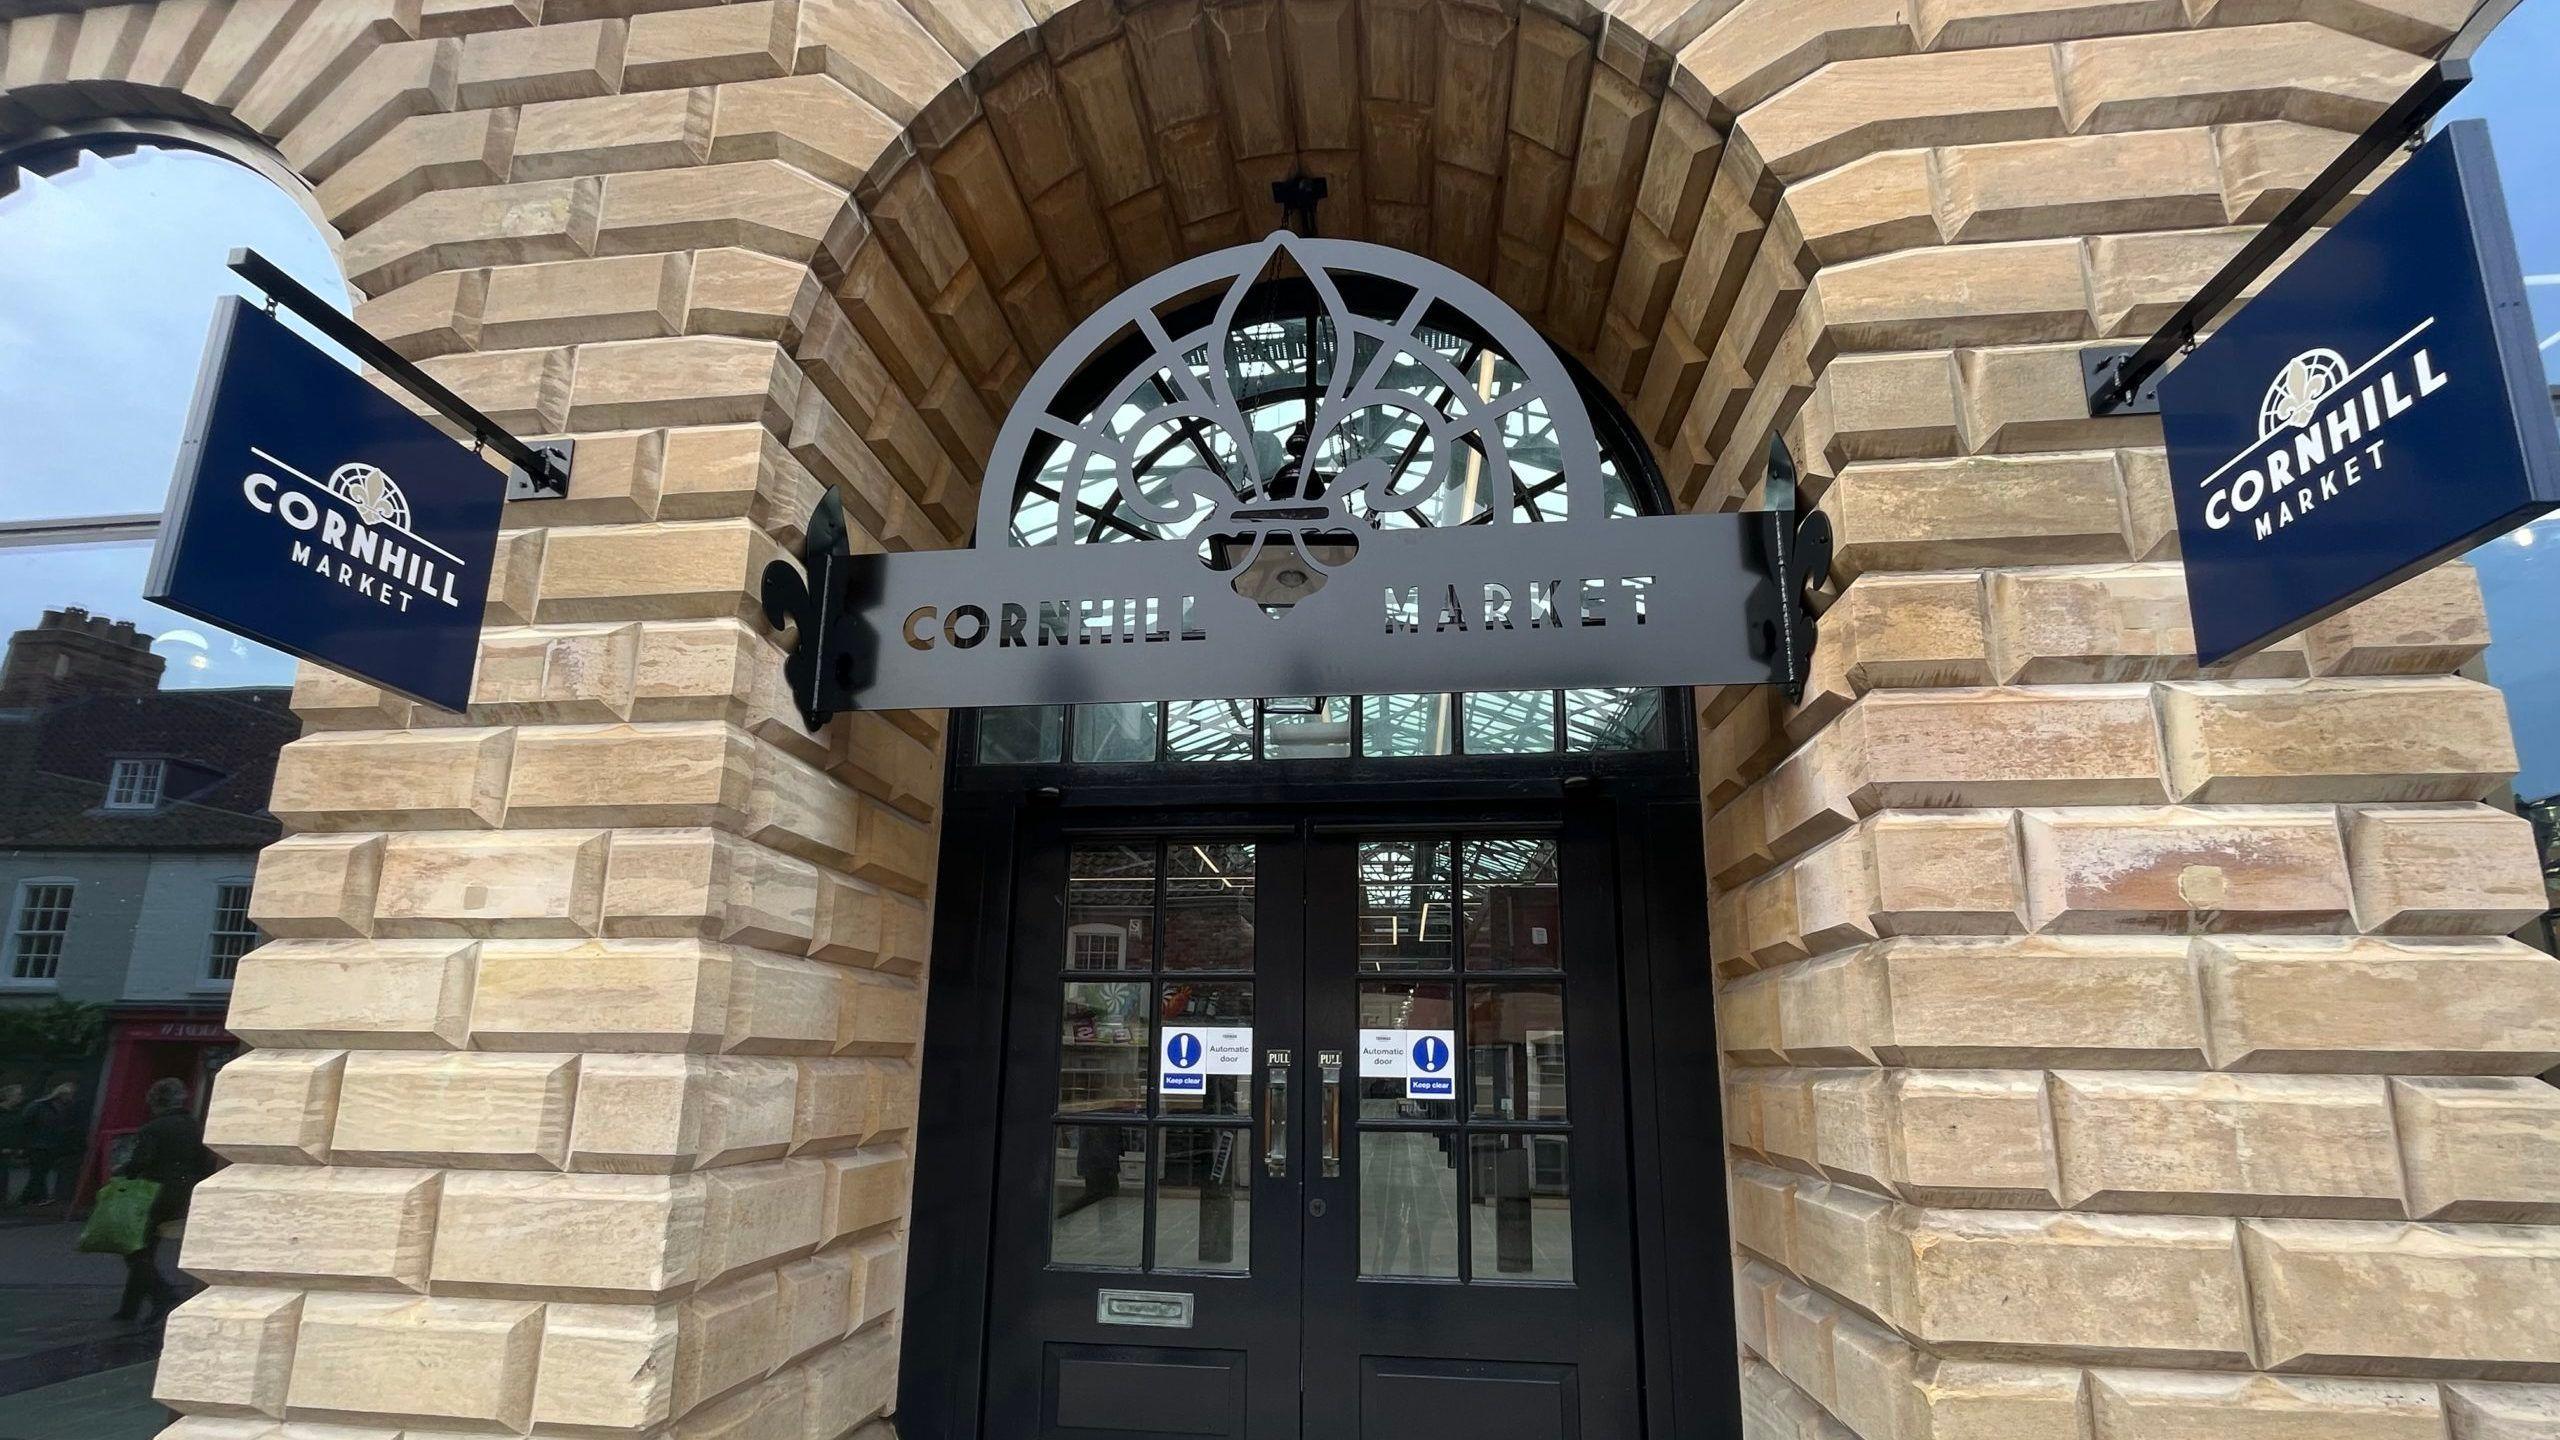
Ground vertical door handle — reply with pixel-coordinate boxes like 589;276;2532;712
1263;1050;1291;1177
1318;1050;1343;1178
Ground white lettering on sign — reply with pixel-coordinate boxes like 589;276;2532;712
2194;325;2452;543
240;447;468;615
1358;1027;1458;1100
1158;1025;1253;1094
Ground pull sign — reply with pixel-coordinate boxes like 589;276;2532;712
1097;1289;1195;1329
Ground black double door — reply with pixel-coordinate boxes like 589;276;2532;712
984;807;1641;1439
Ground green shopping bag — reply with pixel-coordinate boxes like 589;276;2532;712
77;1178;160;1255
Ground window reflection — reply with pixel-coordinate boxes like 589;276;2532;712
1359;1130;1459;1279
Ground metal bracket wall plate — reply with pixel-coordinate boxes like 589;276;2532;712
2083;345;2164;417
504;439;576;500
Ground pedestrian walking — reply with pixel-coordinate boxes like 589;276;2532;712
0;1083;23;1206
113;1078;211;1325
14;1081;78;1208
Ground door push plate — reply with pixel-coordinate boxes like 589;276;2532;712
1097;1289;1195;1329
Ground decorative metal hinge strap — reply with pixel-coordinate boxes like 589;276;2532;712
762;489;863;729
1748;507;1832;707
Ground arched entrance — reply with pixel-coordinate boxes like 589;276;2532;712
898;234;1734;1439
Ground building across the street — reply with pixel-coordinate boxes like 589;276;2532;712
0;607;290;1208
2;3;2559;1439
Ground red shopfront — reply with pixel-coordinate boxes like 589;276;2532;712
77;1006;235;1206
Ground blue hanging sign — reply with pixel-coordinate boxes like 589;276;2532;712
146;297;505;711
2160;120;2560;666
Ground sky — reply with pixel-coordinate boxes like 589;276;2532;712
2441;1;2560;797
0;146;343;690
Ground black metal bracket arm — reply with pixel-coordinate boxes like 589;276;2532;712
227;247;574;500
2084;0;2522;417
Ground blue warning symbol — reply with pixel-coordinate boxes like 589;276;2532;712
1168;1032;1204;1068
1409;1033;1453;1097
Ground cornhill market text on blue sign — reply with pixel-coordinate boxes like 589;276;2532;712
2158;121;2560;666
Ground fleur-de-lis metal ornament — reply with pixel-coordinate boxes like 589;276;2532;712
760;489;861;729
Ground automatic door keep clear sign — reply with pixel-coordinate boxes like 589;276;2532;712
1359;1028;1459;1099
1158;1026;1253;1094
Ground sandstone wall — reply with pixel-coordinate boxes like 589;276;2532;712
1;0;2552;1435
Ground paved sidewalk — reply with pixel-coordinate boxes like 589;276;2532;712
0;1362;167;1440
0;1220;176;1437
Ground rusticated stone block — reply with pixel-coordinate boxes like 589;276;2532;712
469;938;737;1052
2156;678;2519;804
535;520;782;624
724;949;848;1055
1790;1176;1901;1321
1878;935;2211;1068
1743;45;2064;182
268;728;514;831
698;1158;827;1285
677;1270;786;1414
204;1050;346;1166
374;829;609;937
711;73;901;187
1849;686;2169;810
480;252;689;348
532;1301;681;1433
1987;563;2307;684
1822;454;2128;579
2344;804;2548;936
474;621;648;723
596;160;846;262
2055;22;2422;136
2086;1371;2447;1440
318;107;518;238
2242;1219;2560;1377
357;268;486;362
432;1171;705;1301
624;1;794;88
821;1146;911;1243
1890;1069;2060;1208
569;335;803;433
184;1165;442;1293
1816;239;2091;352
456;16;623;107
226;939;477;1051
1902;1209;2254;1365
2196;936;2560;1074
153;1288;304;1419
342;176;604;294
1935;129;2222;245
2390;1078;2560;1223
279;36;460;183
567;1054;796;1173
2018;805;2352;934
2302;563;2491;676
1806;351;1962;468
505;721;754;826
1781;151;1937;268
284;1293;545;1430
2049;1071;2403;1216
605;828;821;950
1869;810;2028;936
2445;1383;2560;1439
331;1051;579;1168
848;1233;905;1331
412;344;576;435
249;835;385;939
777;1250;856;1364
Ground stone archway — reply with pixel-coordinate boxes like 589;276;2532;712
6;0;2557;1436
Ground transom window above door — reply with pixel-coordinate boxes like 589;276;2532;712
965;268;1680;773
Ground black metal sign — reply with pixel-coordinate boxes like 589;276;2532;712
764;235;1821;724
